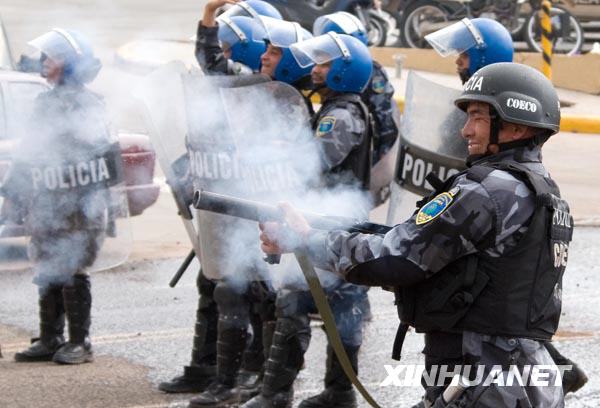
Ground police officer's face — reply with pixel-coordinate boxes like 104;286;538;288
463;102;532;155
42;56;63;84
462;102;492;156
455;53;469;73
456;52;470;84
260;44;283;78
311;62;331;86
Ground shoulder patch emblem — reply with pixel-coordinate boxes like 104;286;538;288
316;116;336;137
372;76;385;94
416;187;460;225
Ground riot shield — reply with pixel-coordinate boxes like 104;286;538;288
133;61;202;257
78;140;132;273
186;78;317;281
0;90;131;278
386;71;467;225
134;62;295;281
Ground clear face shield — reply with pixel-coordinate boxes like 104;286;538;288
219;17;248;52
252;16;302;48
218;1;259;22
313;12;365;36
290;32;349;68
424;18;483;57
28;28;83;64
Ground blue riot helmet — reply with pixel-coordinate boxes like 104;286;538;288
291;32;373;93
313;11;369;46
218;0;283;22
254;16;313;84
28;28;101;84
218;16;267;71
425;18;513;77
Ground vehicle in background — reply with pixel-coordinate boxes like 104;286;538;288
262;0;390;46
0;18;160;238
389;0;584;54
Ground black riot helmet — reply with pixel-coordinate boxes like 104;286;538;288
455;63;561;149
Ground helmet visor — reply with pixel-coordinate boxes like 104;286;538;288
253;16;301;48
28;29;82;62
424;18;483;57
290;33;348;68
218;17;248;50
313;12;364;37
218;1;258;21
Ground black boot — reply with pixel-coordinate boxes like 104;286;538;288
238;314;271;403
53;275;93;364
159;365;218;394
160;275;218;393
188;322;248;407
15;285;65;362
545;342;588;395
242;317;309;408
299;344;359;408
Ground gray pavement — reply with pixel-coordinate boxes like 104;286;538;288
1;225;600;407
2;1;600;407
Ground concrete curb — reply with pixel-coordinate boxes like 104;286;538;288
560;115;600;134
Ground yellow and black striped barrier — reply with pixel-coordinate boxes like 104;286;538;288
541;0;553;79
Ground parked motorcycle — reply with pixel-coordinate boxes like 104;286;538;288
394;0;583;54
396;0;526;48
524;0;584;55
262;0;389;46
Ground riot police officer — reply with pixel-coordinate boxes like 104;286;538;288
3;29;109;365
425;17;514;85
426;18;588;395
195;0;281;75
186;13;315;408
260;62;571;407
158;1;286;397
313;11;399;164
242;33;373;408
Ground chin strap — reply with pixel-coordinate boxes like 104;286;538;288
306;82;326;99
487;106;501;154
459;69;471;85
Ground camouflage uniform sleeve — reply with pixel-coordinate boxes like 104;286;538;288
315;106;365;171
365;63;399;158
310;174;498;284
194;22;229;75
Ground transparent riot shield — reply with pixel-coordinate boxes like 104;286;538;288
386;71;468;226
219;81;317;200
84;140;132;273
0;96;132;277
134;62;280;281
185;76;317;282
133;61;202;256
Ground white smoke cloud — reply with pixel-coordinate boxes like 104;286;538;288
135;62;373;292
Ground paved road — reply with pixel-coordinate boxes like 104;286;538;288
2;225;600;407
1;1;600;407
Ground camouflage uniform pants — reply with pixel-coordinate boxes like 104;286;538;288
276;281;368;347
420;332;564;408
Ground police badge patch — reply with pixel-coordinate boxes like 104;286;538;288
371;76;386;94
317;116;336;137
416;187;460;225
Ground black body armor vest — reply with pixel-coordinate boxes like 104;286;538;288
312;93;372;189
393;162;573;359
